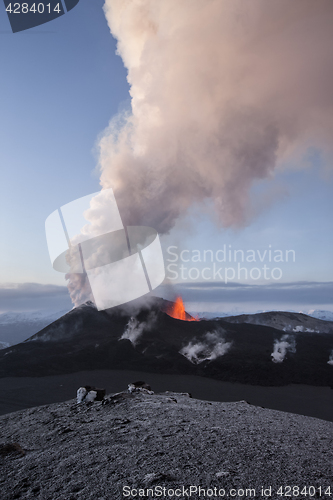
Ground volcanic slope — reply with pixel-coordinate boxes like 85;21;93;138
0;299;332;386
223;311;333;334
0;391;332;500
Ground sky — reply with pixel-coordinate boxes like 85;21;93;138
0;0;332;314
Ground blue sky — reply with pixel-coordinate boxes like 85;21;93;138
0;0;332;313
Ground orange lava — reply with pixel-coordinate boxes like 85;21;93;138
167;297;198;321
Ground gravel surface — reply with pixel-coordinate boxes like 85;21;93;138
0;391;332;500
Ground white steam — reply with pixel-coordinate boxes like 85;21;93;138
95;0;333;233
121;312;157;346
327;350;333;366
271;334;296;363
180;328;232;364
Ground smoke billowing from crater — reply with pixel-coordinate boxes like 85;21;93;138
271;334;296;363
96;0;333;233
180;328;232;364
121;312;157;346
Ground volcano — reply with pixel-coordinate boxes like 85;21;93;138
0;297;332;387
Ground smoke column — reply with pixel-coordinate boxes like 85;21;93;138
97;0;333;232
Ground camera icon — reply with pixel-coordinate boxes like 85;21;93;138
45;189;165;310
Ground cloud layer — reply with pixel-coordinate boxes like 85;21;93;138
156;281;333;312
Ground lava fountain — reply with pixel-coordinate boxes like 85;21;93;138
166;297;198;321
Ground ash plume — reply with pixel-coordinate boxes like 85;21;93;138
180;328;232;364
96;0;333;232
271;334;296;363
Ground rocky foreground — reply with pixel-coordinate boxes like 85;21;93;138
0;391;332;500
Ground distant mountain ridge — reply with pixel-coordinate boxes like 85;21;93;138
0;298;332;387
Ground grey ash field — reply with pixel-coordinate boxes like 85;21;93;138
0;390;332;500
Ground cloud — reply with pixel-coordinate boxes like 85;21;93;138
271;334;296;363
93;0;333;234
